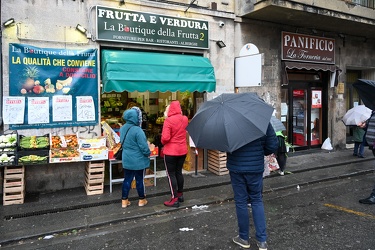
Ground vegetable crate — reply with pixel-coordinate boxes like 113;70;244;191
84;161;105;195
207;150;228;176
3;166;25;205
0;131;18;166
17;150;49;165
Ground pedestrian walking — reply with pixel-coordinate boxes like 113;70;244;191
120;108;151;208
275;131;287;175
161;100;189;207
227;123;278;250
359;110;375;205
352;125;365;158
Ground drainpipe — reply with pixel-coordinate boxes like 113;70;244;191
0;26;3;132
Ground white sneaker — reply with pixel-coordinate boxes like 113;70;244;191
279;171;284;176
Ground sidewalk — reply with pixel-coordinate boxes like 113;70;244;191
1;148;374;245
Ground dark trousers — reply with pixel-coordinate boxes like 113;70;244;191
164;155;186;198
276;152;287;172
122;169;146;200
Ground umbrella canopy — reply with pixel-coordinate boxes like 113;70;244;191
342;105;372;126
186;92;274;153
353;79;375;110
270;116;286;132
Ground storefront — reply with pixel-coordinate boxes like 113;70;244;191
1;2;227;193
100;49;216;166
280;32;341;150
96;6;217;168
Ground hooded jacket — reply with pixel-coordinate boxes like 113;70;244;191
120;109;150;170
161;101;189;156
226;123;278;174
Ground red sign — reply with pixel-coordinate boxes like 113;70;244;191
293;89;305;97
282;32;335;64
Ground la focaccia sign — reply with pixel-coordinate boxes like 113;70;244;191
96;5;209;49
282;31;335;64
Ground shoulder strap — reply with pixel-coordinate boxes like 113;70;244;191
120;126;133;147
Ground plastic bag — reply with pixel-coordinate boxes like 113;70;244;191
264;154;279;177
321;137;333;150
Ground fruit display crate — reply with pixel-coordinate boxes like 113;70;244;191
84;161;105;195
50;134;78;149
3;166;25;205
207;150;228;176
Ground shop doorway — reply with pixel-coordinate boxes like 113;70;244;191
345;70;362;144
283;77;327;151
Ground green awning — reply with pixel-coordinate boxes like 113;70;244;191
101;50;216;93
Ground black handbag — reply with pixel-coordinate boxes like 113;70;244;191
114;126;133;160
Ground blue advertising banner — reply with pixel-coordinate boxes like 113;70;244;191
8;44;98;130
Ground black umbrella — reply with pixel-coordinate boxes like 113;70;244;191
353;79;375;110
186;92;274;153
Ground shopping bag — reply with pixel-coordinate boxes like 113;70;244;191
114;147;123;160
264;154;280;173
321;137;333;150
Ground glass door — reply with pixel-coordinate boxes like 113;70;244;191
290;85;323;149
292;89;307;147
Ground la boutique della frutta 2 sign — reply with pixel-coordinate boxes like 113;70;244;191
282;31;335;64
95;5;209;49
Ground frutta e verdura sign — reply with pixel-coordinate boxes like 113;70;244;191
96;5;209;49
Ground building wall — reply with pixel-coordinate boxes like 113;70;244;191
235;17;375;150
2;0;374;192
1;0;236;192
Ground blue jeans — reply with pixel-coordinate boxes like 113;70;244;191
122;169;146;200
229;171;267;242
353;141;364;156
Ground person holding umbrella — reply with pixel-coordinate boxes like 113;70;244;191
186;92;278;249
227;120;278;249
161;101;189;207
359;110;375;205
352;122;366;158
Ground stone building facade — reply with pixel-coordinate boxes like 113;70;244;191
1;0;374;192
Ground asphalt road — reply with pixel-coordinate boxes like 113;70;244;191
2;171;374;250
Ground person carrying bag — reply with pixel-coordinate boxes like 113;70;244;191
120;108;151;208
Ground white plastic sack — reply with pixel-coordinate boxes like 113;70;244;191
321;137;333;150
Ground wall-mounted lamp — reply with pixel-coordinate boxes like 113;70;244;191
338;33;345;38
216;40;226;48
3;18;15;27
311;28;317;34
76;24;87;34
76;24;92;39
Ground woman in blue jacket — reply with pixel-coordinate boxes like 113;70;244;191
227;123;278;250
120;108;150;208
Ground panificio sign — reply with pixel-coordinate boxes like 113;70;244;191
282;31;335;64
